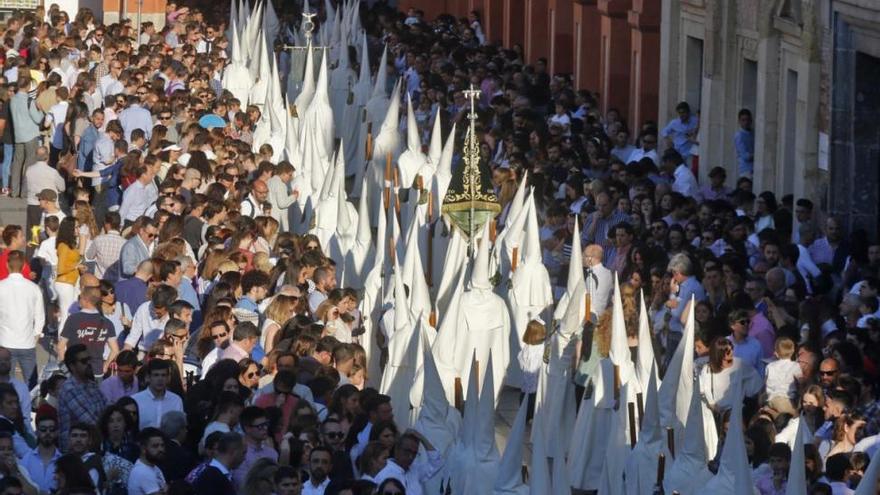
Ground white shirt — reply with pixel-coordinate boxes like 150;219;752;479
0;273;45;349
372;451;444;495
301;476;330;495
764;358;802;400
36;237;58;269
200;347;221;378
128;459;167;495
672;164;701;200
132;388;184;429
126;302;170;351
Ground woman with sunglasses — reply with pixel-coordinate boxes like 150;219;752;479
699;335;763;414
238;358;261;392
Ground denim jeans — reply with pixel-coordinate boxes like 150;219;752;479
7;347;37;389
1;143;12;189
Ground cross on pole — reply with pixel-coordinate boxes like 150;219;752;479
462;84;481;252
463;84;481;123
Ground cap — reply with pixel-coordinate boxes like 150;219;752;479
37;189;58;202
162;144;182;152
177;153;191;166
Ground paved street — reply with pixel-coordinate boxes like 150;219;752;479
0;196;26;228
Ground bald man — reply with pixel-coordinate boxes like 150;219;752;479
583;244;612;321
64;273;103;315
241;180;269;218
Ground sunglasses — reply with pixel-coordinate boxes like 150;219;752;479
77;357;91;365
325;432;344;439
212;332;227;340
169;333;188;341
819;370;838;376
38;426;57;433
245;371;259;379
736;319;749;326
249;422;269;429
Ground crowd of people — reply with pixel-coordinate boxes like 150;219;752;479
0;0;878;494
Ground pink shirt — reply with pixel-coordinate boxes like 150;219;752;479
220;342;249;363
749;312;776;359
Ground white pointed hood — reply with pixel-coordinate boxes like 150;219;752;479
494;393;529;495
698;372;755;495
221;17;252;106
568;359;616;491
470;221;493;290
636;290;658;393
785;415;808;495
598;383;630;495
434;224;468;326
261;0;280;46
430;257;468;404
397;93;428;187
529;416;552;495
609;274;635;385
227;0;238;48
428;110;443;166
664;375;714;495
658;295;696;451
371;44;389;99
474;354;499;460
624;363;669;495
248;29;271;108
341;179;374;288
356;30;371;94
432;122;457;211
552;192;581;322
293;40;316;114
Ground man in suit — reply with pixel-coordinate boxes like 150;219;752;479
583;244;613;321
119;217;157;278
158;411;196;482
192;432;244;495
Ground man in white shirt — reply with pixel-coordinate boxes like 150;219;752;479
373;430;444;495
25;147;65;234
0;252;45;386
132;359;184;430
125;284;175;353
99;60;124;98
302;446;332;495
127;427;167;495
239;180;268;218
663;148;701;201
583;244;613;321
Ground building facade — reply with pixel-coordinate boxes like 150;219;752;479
659;0;880;237
399;0;663;134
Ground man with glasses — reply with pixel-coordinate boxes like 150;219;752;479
628;131;659;165
322;418;354;481
199;321;231;379
240;179;269;218
158;110;179;142
119;217;158;278
373;431;442;495
58;286;118;376
21;412;61;494
99;60;124;98
818;357;841;389
727;309;764;376
57;344;108;451
132;359;184;430
231;407;278;489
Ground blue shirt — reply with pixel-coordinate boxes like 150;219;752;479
9;92;44;143
661;115;699;159
734;128;754;176
730;334;765;376
77;124;99;171
669;276;706;333
118;104;153;142
98;158;124;207
119;179;158;222
115;277;148;314
21;447;61;493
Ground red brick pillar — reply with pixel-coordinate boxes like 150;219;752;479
103;0;167;28
503;0;525;50
548;0;574;75
573;0;601;92
628;0;661;129
524;0;550;64
481;0;504;45
598;0;633;116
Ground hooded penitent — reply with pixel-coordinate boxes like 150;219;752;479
221;16;252;106
568;358;616;491
696;369;757;495
623;363;670;495
493;390;529;495
450;222;510;404
663;374;714;495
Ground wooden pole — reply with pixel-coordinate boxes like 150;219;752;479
628;402;637;449
454;378;463;412
584;294;592;324
511;247;519;272
636;392;644;431
489;219;497;243
613;365;620;402
392;168;400;213
365;121;373;161
429;311;437;328
656;453;666;488
666;427;675;459
383;152;391;210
